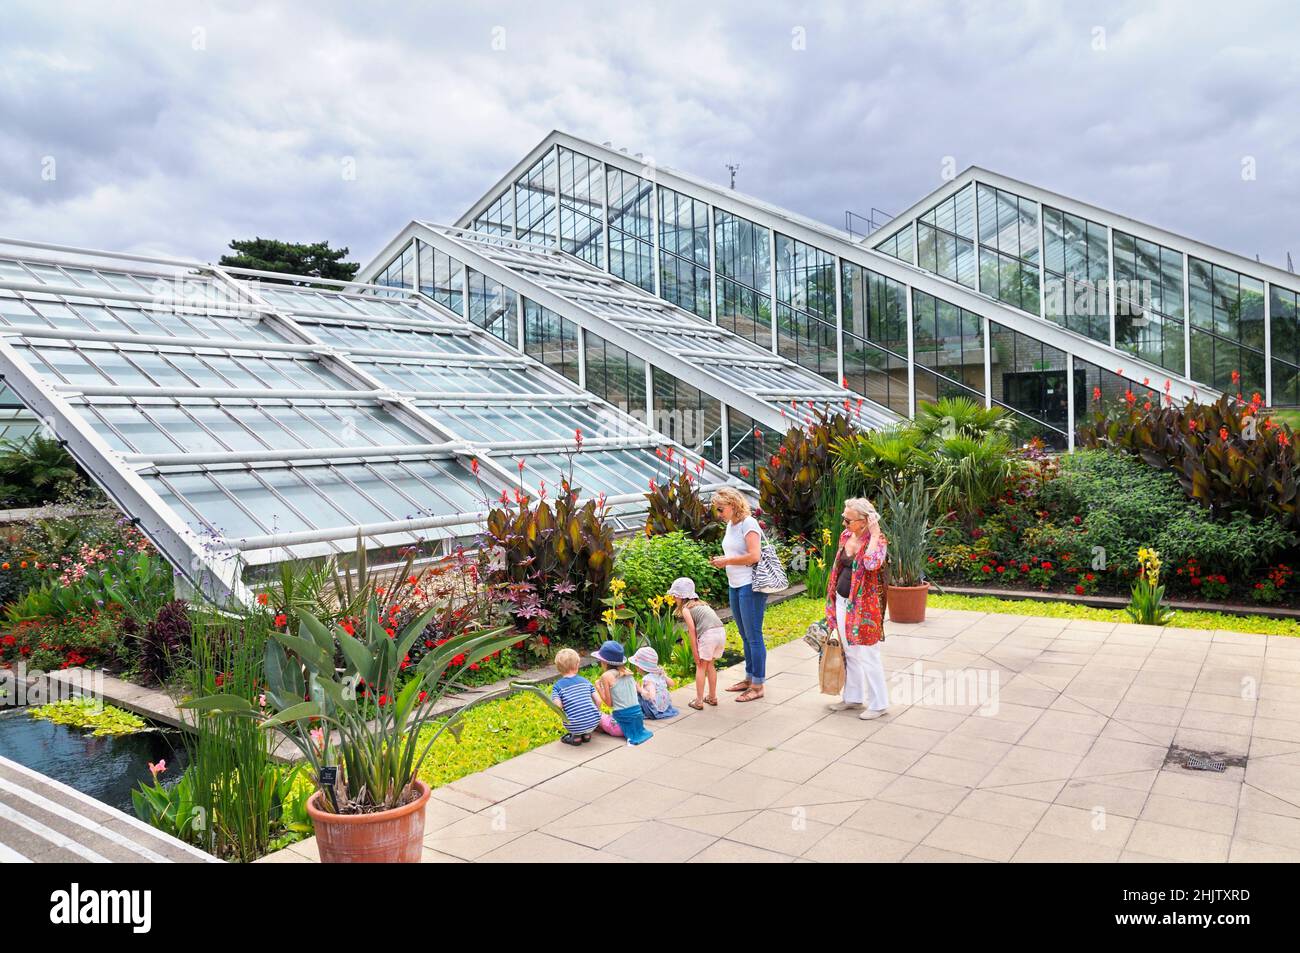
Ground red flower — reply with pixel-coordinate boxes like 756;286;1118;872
517;459;526;473
540;636;550;646
256;593;269;606
1092;387;1102;401
1042;562;1053;570
739;466;750;478
1219;427;1229;441
274;613;287;628
996;566;1006;574
471;457;480;475
1231;369;1241;384
1072;515;1081;525
575;427;584;446
1074;585;1085;595
378;694;389;706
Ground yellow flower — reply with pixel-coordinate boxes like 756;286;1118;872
821;527;832;547
648;595;663;611
664;594;676;606
610;578;627;595
601;608;617;626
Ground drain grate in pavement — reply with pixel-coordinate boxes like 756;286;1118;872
1164;744;1247;772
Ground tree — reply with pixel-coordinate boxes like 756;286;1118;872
218;238;359;284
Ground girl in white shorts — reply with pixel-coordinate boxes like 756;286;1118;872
668;577;726;711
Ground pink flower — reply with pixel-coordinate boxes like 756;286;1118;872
148;760;166;778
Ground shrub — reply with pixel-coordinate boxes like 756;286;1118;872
614;531;725;615
645;472;722;544
0;605;127;671
1077;392;1299;529
759;411;856;542
482;478;615;646
138;599;191;686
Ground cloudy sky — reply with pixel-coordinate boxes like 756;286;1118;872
2;0;1297;272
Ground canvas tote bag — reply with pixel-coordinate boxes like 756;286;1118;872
819;633;846;695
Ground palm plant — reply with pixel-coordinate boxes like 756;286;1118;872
832;424;926;496
0;436;82;505
924;432;1017;528
912;397;1015;442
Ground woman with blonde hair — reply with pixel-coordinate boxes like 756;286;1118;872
825;496;890;719
708;487;767;703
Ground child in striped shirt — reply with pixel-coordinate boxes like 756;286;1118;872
550;648;601;745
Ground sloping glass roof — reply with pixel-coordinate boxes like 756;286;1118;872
413;224;896;431
0;238;739;604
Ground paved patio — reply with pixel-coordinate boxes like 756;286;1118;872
264;606;1300;863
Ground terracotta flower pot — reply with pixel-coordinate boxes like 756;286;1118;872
306;780;430;863
887;583;929;624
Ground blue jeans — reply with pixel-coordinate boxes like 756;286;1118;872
729;583;769;685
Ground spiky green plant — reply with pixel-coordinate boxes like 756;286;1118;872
183;601;521;815
877;477;942;587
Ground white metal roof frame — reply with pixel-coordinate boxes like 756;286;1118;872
360;221;897;432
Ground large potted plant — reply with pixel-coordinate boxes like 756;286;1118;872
183;600;518;863
878;477;941;624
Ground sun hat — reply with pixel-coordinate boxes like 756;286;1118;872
667;577;698;600
629;646;662;674
592;640;626;665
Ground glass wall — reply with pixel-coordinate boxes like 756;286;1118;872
917;184;976;288
977;184;1039;315
658;186;711;319
606;167;655;291
523;299;580;384
584;330;646;415
1189;258;1265;396
651;368;723;465
912;290;985;394
417;241;464;315
374;243;415;292
558;147;604;267
467;270;516;347
472;191;514;238
1271;284;1300;406
873;224;914;265
840;261;909;414
774;234;837;382
714;209;771;347
1112;230;1185;374
989;320;1068;448
1042;206;1108;342
515;151;557;247
1073;357;1146;439
726;406;769;481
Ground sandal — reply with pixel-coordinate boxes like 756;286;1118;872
735;688;764;703
704;695;718;706
561;734;582;746
688;699;705;711
579;733;593;744
725;681;751;693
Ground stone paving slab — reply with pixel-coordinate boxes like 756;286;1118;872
265;607;1300;863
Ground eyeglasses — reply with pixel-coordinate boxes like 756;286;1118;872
842;516;866;525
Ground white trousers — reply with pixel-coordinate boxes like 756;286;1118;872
836;594;888;710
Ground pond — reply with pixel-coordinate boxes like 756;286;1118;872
0;707;189;814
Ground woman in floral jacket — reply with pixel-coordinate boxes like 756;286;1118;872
824;496;890;720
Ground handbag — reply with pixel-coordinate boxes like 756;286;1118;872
751;529;789;594
818;633;846;695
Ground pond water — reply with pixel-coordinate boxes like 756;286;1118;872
0;708;189;814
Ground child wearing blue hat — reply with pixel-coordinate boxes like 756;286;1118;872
592;640;653;745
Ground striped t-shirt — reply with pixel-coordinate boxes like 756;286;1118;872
550;674;601;733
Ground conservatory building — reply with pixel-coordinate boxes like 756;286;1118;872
364;131;1298;483
0;129;1294;601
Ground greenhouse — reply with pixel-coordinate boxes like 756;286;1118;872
0;238;742;603
377;130;1294;464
